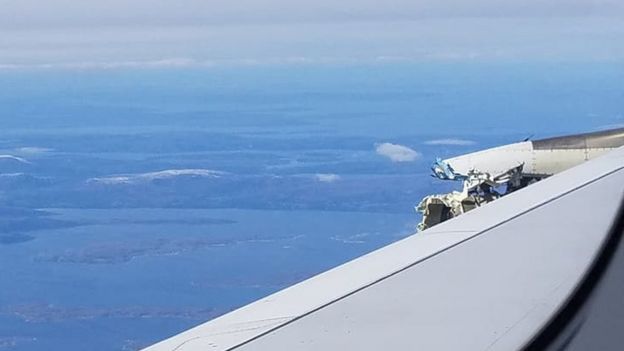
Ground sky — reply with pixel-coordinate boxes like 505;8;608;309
0;0;623;69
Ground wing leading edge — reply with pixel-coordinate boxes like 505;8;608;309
144;146;624;351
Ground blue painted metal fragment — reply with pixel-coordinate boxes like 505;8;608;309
431;158;465;181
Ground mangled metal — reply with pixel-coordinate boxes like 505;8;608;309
417;161;537;231
417;128;624;231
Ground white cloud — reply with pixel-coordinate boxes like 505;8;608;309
2;0;623;30
0;56;410;71
315;173;341;183
0;173;25;178
88;169;227;185
424;138;477;146
331;232;372;244
2;17;623;70
375;143;421;162
0;58;212;71
0;155;31;164
14;147;54;155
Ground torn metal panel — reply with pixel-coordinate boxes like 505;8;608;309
417;164;530;231
431;158;466;181
417;193;478;232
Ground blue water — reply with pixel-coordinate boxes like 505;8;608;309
0;63;622;350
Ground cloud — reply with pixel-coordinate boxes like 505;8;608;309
1;0;623;30
0;56;398;71
0;173;25;178
315;173;341;183
0;58;212;71
330;232;372;244
0;337;36;349
87;169;227;185
0;155;31;164
2;17;623;70
14;147;54;155
424;138;477;146
375;143;421;162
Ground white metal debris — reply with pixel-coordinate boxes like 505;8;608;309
417;161;537;231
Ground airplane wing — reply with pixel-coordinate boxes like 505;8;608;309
143;146;624;351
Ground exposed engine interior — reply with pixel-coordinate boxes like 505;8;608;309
417;159;546;231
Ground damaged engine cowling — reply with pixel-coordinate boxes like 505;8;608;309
416;127;624;231
417;162;541;231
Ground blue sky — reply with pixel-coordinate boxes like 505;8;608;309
1;0;623;69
